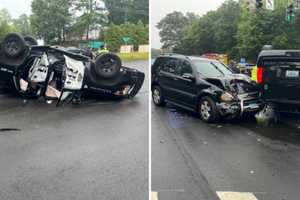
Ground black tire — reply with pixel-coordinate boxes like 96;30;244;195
2;33;26;58
94;53;121;79
152;85;166;106
198;96;219;123
24;36;38;46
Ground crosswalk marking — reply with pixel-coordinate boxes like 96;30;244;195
152;191;158;200
217;191;258;200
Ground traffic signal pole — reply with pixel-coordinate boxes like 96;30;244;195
286;3;295;22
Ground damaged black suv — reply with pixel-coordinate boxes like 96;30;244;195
151;54;264;122
0;33;144;105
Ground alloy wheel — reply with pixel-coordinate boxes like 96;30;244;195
200;100;212;120
153;88;161;104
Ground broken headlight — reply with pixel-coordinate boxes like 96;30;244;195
220;92;234;102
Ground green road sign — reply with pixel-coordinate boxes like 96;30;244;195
122;37;131;44
79;41;104;49
287;14;295;22
89;41;104;49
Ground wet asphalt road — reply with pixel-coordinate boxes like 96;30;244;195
152;104;300;200
0;60;148;200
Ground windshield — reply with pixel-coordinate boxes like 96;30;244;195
192;59;232;77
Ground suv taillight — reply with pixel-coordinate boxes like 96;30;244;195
257;67;265;84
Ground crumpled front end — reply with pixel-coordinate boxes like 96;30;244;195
213;75;264;117
217;92;264;117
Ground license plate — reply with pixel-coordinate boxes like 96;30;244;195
286;70;299;78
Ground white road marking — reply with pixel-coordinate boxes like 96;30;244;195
152;191;158;200
217;191;258;200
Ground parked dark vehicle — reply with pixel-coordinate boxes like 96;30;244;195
0;33;144;105
151;54;263;122
256;50;300;113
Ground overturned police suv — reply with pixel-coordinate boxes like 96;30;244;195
0;33;144;105
152;54;264;123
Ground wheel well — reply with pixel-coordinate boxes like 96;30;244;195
151;82;159;91
197;92;217;103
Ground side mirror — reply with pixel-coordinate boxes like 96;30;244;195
182;73;195;81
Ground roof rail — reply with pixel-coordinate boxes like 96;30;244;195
160;52;180;56
160;53;191;60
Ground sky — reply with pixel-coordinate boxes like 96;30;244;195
151;0;227;49
0;0;32;18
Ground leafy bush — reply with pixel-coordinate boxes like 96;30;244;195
104;21;149;52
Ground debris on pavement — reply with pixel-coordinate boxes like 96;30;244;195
255;104;278;127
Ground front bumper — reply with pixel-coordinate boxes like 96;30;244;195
217;93;264;116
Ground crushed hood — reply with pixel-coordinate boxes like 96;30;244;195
204;74;258;94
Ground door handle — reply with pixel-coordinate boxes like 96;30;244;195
173;77;178;81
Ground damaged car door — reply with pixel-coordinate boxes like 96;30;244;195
173;60;196;108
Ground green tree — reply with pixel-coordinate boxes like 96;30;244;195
13;14;32;36
236;3;300;61
72;0;107;40
103;0;148;25
163;0;300;62
104;21;148;52
157;11;197;50
175;0;241;56
0;9;17;39
31;0;72;44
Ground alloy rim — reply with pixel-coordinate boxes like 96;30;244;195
200;100;211;120
153;89;161;104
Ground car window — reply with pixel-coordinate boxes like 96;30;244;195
192;59;232;77
161;58;178;74
152;57;165;74
175;60;193;76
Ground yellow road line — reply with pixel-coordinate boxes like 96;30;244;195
217;191;258;200
152;191;158;200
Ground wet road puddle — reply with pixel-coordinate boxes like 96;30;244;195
165;104;300;146
238;116;300;146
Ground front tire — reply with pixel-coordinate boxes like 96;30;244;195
199;96;219;123
152;85;166;106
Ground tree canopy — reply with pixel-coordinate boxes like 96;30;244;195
156;11;198;50
103;0;148;25
27;0;149;43
31;0;72;43
0;9;17;39
104;21;148;52
157;0;300;62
